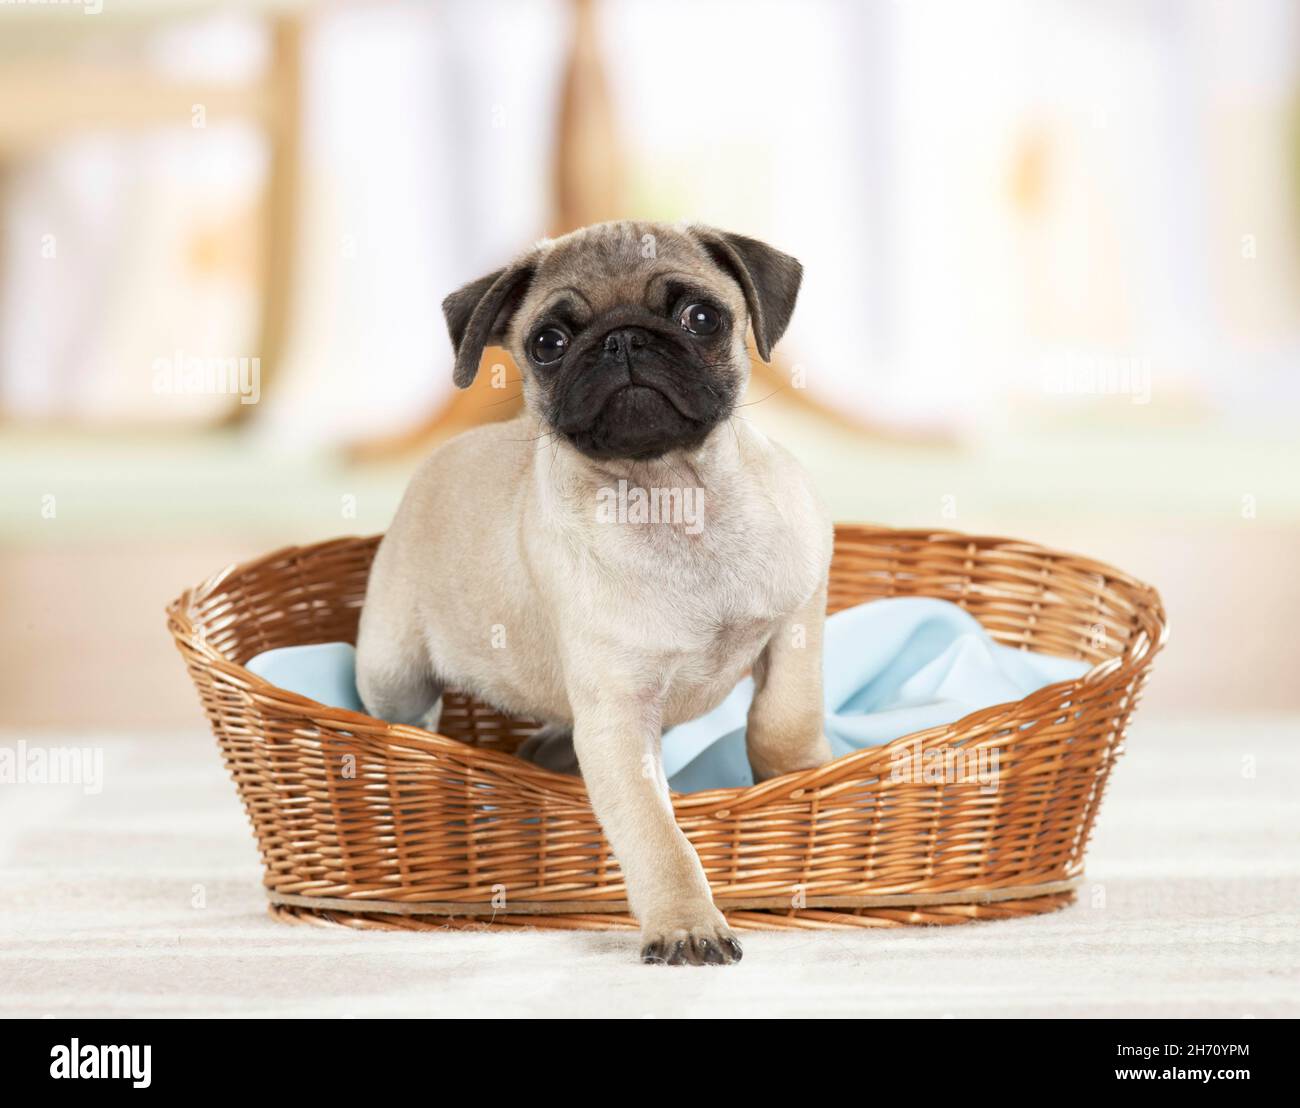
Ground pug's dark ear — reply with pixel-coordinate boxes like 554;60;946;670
694;228;802;361
442;260;535;387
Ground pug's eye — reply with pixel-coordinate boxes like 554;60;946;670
680;303;721;336
530;327;570;365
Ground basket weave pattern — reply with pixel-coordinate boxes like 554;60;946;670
168;526;1165;931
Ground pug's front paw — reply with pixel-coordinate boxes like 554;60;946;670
639;904;742;966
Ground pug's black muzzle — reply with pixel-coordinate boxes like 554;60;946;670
550;324;732;461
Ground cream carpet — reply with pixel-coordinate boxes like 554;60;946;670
2;716;1297;1018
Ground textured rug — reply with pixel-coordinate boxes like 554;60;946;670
1;716;1296;1018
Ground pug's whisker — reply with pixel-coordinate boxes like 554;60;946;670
736;387;785;409
659;457;689;487
548;435;561;480
509;430;560;445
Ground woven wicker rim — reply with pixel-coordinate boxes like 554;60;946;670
168;530;1165;808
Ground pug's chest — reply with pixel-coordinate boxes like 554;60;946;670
601;520;814;641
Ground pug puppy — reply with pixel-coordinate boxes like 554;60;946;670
357;221;832;965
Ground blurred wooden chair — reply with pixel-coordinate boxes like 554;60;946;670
0;1;307;426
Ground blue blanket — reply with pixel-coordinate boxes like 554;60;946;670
246;598;1089;793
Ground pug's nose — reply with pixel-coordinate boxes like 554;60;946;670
603;327;649;356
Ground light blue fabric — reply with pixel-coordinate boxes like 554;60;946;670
661;598;1088;792
245;598;1090;793
246;642;366;714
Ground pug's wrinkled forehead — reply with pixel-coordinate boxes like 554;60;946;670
514;222;748;332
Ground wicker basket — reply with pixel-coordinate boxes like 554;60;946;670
167;525;1165;932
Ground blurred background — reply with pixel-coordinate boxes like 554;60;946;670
2;0;1299;733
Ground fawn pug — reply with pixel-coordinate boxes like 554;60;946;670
357;221;832;964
